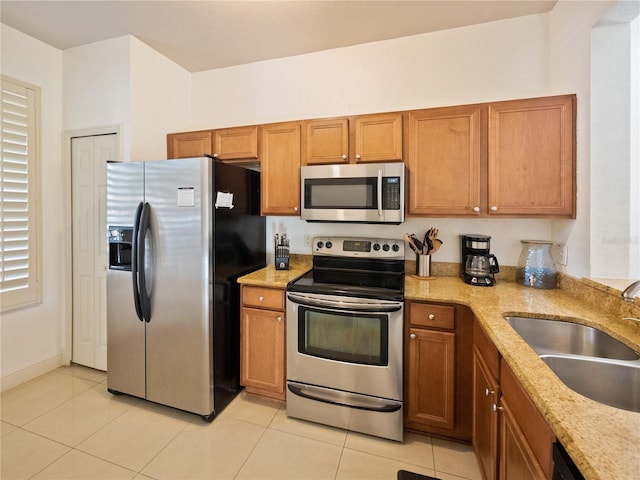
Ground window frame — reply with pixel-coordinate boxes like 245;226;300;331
1;76;42;311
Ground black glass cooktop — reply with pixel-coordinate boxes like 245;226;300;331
287;256;405;301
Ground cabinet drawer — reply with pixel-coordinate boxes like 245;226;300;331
408;302;455;329
242;286;284;310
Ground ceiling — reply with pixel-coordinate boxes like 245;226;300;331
1;1;557;72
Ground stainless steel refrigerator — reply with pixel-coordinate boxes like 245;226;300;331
106;157;265;420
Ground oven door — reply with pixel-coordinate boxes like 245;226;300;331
286;291;403;401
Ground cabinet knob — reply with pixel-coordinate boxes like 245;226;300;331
492;403;504;412
293;207;298;212
473;206;480;213
428;313;435;320
485;388;495;396
355;154;361;160
258;296;264;302
213;153;219;158
410;333;416;339
342;154;348;160
490;205;498;211
276;316;282;322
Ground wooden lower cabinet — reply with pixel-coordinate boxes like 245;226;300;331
407;327;455;429
240;286;286;400
473;319;555;480
499;397;547;480
405;301;473;441
473;345;500;480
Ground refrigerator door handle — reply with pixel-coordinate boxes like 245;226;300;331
131;202;144;321
138;202;152;323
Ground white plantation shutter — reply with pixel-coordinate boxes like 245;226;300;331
1;78;41;310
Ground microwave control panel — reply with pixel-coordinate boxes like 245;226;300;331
383;177;401;210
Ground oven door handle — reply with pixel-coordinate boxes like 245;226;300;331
288;383;401;413
287;292;403;313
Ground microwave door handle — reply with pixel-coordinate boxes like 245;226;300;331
377;169;383;217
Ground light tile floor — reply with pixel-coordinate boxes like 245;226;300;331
1;365;482;480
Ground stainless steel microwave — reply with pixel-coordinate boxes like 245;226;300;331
300;162;405;224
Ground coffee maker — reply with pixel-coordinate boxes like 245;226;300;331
460;234;500;286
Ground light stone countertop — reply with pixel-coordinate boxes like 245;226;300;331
404;275;640;480
239;261;640;480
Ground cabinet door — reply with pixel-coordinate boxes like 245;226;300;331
167;131;212;159
259;122;301;215
353;113;403;163
213;126;258;161
407;106;482;215
407;328;455;429
499;397;547;480
488;95;575;217
473;348;500;480
240;307;285;400
303;118;349;165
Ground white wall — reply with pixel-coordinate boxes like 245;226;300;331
130;36;191;160
1;25;65;385
191;14;551;129
549;0;617;279
590;2;640;279
63;36;132;157
63;35;191;161
190;6;609;274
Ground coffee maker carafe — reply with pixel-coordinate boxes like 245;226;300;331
461;234;500;286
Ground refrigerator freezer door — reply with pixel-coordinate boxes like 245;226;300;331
143;158;214;416
106;161;146;398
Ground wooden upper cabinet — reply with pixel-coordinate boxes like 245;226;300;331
212;126;258;161
260;122;301;215
167;130;212;159
407;105;483;216
488;95;576;218
353;112;403;163
303;118;349;165
302;112;403;165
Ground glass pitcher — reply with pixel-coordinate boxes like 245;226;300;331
516;240;558;289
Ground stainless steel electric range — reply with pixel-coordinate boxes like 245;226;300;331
286;236;405;441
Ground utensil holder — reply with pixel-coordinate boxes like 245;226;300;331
416;254;432;277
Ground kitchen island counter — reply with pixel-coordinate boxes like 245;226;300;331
405;275;640;480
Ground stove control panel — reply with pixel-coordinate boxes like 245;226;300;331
313;236;404;259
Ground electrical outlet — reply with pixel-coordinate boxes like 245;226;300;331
556;244;568;266
304;234;313;247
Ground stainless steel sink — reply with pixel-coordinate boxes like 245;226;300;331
504;316;640;360
540;355;640;413
503;315;640;412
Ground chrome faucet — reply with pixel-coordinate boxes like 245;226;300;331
621;280;640;301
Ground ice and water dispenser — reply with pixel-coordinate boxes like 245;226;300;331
108;226;133;270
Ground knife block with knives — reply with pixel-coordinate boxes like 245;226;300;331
275;233;290;270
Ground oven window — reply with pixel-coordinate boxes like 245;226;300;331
304;178;377;209
297;307;388;366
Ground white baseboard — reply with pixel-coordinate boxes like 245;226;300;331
1;353;65;393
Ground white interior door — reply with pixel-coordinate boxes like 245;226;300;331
71;134;118;370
